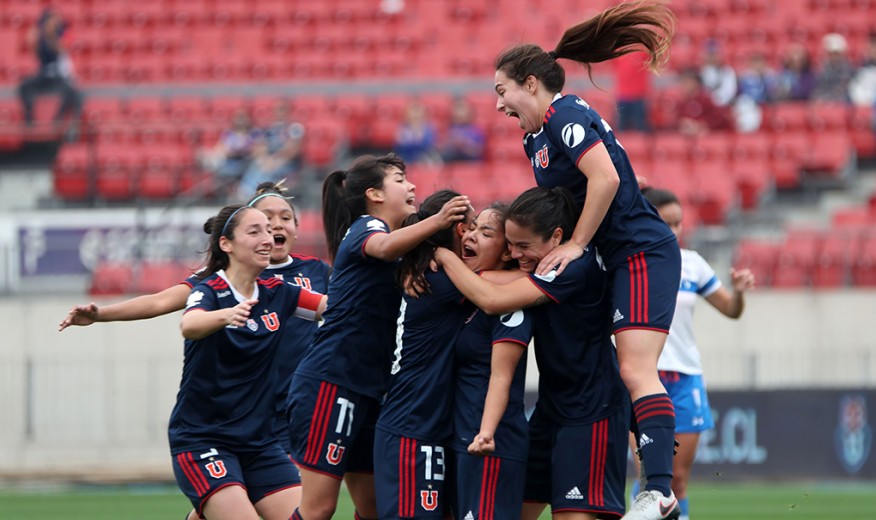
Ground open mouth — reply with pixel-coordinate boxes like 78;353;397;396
462;245;476;259
273;234;286;246
506;110;519;119
405;196;416;206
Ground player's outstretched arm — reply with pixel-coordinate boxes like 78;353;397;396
365;196;471;261
434;247;546;315
58;284;191;332
705;267;755;319
182;299;257;340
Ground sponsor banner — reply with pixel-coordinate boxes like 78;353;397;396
692;389;875;479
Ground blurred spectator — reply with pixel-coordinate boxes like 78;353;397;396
197;107;260;195
394;99;440;164
441;97;486;162
236;100;305;200
677;68;732;136
17;8;83;136
737;52;779;105
613;52;652;132
850;32;876;107
814;33;855;103
775;44;816;101
699;40;738;107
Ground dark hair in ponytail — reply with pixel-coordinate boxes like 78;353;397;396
508;187;578;243
200;204;252;277
322;153;407;262
641;186;679;209
395;189;466;291
495;1;675;90
248;179;298;226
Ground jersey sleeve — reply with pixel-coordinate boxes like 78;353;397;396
491;309;533;347
527;252;595;304
692;251;722;296
183;283;218;314
349;217;390;259
545;100;604;167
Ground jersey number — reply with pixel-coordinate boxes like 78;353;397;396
420;445;445;481
335;397;355;436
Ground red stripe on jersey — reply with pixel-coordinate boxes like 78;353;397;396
291;253;324;263
207;278;228;290
526;277;559;303
588;419;607;506
305;382;337;465
176;453;206;496
543;105;556;124
185;452;211;496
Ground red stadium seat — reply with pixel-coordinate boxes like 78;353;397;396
733;239;778;287
136;262;191;294
53;143;93;200
812;232;853;287
772;228;820;287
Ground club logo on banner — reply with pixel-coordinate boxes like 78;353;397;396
834;394;872;475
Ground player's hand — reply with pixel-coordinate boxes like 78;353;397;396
730;267;755;293
226;299;257;327
434;196;472;229
402;273;430;299
536;241;584;276
467;433;496;456
59;302;100;331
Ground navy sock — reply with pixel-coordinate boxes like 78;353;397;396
633;393;675;497
290;508;303;520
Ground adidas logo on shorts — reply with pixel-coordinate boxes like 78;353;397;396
565;486;584;500
463;511;475;520
613;309;624;323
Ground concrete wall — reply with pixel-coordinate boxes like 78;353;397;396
1;290;874;477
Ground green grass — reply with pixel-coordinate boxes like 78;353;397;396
0;482;874;519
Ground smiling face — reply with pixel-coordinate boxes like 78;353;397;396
504;218;562;273
370;165;417;229
461;208;511;272
495;69;544;134
220;208;273;271
252;195;297;263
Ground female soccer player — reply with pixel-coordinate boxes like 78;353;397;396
373;189;474;520
286;154;469;520
492;4;681;518
59;181;331;517
635;187;755;520
172;204;326;520
451;202;534;520
434;187;631;520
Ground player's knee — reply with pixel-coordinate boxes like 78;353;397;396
301;502;337;520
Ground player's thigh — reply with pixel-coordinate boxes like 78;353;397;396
201;485;259;520
254;487;300;520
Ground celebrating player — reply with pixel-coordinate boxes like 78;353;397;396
492;3;681;518
434;187;630;520
286;154;470;520
171;204;326;520
373;189;474;520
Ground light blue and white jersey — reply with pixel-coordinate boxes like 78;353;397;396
658;248;721;374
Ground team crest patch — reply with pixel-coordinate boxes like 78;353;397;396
326;443;345;465
535;144;549;168
205;460;227;479
420;489;438;511
246;318;258;331
834;394;872;474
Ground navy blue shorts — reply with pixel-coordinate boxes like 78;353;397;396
172;443;299;516
374;430;448;518
524;405;629;518
660;371;714;433
287;375;379;479
611;241;681;334
454;451;525;520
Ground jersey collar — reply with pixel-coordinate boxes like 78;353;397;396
216;269;260;303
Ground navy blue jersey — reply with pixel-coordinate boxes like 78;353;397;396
295;216;402;400
169;270;322;452
376;269;470;442
524;94;675;267
452;307;532;462
264;254;331;415
527;250;628;425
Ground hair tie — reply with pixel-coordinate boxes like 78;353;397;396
248;192;291;207
547;50;558;60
